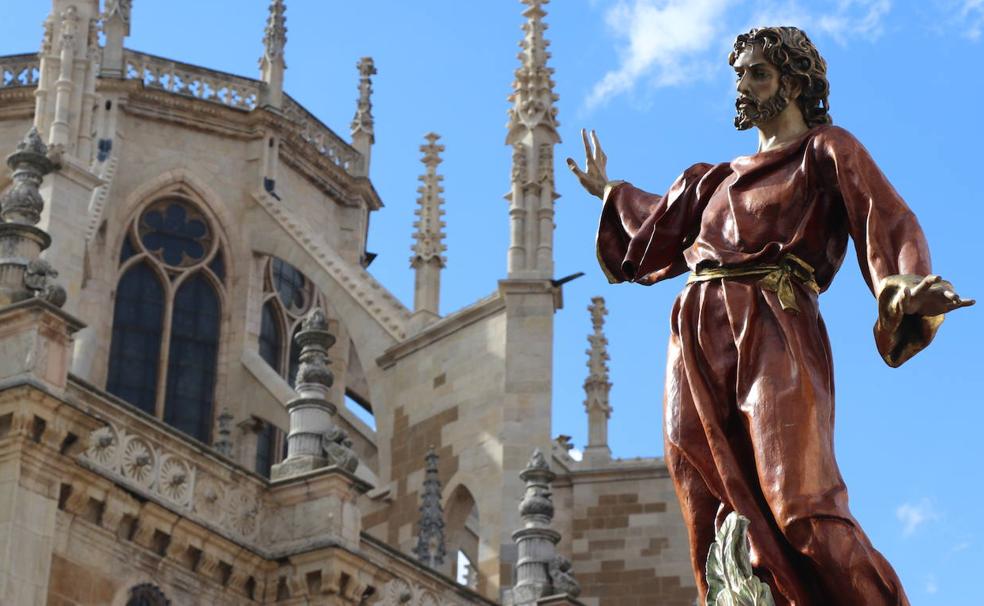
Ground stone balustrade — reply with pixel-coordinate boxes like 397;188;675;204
122;49;363;176
0;54;40;89
123;49;260;110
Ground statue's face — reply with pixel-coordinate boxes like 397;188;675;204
732;43;788;130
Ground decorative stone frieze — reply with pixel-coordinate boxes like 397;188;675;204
376;578;458;606
79;421;265;544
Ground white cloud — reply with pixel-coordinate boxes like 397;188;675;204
926;574;939;594
896;499;940;537
959;0;984;39
585;0;737;109
585;0;893;109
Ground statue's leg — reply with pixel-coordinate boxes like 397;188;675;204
665;442;718;602
781;516;910;606
733;290;911;605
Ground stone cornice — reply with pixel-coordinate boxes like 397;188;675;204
376;290;505;369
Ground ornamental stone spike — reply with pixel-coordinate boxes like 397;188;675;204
273;307;359;479
583;297;612;464
413;446;447;570
508;449;581;605
101;0;132;78
410;133;447;326
259;0;287;109
505;0;560;280
0;127;66;307
350;57;376;177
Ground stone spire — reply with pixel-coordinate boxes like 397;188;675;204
508;449;580;605
583;297;612;464
0;128;66;307
409;133;446;331
413;447;447;569
100;0;132;78
272;308;358;479
505;0;560;280
350;57;376;177
259;0;287;109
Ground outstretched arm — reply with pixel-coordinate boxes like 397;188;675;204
566;129;612;199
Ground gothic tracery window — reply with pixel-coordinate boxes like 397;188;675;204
107;197;225;444
125;583;170;606
258;257;323;387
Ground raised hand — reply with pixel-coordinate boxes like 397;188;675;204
566;129;609;199
898;274;975;317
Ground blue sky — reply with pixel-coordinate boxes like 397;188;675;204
2;1;982;602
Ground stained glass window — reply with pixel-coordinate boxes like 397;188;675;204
163;274;220;443
272;257;309;313
106;262;165;415
259;301;282;374
126;584;169;606
139;200;210;267
109;197;225;445
255;421;279;478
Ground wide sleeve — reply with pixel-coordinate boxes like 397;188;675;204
596;162;725;285
816;127;943;367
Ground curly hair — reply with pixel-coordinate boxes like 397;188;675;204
728;26;831;128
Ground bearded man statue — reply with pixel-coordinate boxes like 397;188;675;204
568;26;973;606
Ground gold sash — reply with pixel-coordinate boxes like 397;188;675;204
686;253;821;313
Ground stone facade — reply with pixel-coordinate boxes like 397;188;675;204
0;1;697;605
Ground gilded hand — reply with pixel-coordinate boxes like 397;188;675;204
897;274;975;317
566;129;609;199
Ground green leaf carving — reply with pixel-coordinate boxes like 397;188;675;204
705;512;775;606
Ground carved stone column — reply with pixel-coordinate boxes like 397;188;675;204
259;0;287;109
0;128;66;309
272;308;358;479
507;449;581;606
100;0;131;78
409;133;447;332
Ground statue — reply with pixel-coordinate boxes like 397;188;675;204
567;26;974;606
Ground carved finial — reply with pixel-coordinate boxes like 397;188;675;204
411;133;447;268
214;408;234;457
706;513;776;605
293;307;335;397
507;0;559;135
104;0;133;25
263;0;287;63
413;446;447;569
1;127;55;225
512;447;578;602
351;57;376;143
58;6;80;51
585;296;612;416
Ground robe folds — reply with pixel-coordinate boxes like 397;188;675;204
597;125;940;605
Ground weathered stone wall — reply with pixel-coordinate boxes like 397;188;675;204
566;464;696;606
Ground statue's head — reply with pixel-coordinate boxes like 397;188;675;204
728;26;831;130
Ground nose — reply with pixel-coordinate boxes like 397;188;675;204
736;72;750;95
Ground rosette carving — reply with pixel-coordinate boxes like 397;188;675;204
85;425;120;467
120;435;157;488
193;475;225;524
158;454;193;505
229;490;260;539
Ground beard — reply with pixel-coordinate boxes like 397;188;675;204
734;91;789;130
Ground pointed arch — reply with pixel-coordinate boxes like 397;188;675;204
106;260;166;415
445;483;480;589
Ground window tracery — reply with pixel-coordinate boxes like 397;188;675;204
125;583;170;606
107;196;225;444
258;256;324;388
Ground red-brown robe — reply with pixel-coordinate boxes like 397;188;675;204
597;125;941;605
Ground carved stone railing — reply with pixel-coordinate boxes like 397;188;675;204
68;378;269;548
123;49;261;110
121;49;363;176
282;95;364;175
0;53;40;89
